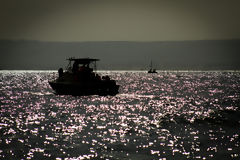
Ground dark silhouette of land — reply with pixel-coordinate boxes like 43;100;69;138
1;39;240;70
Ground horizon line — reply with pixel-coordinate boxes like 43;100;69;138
1;38;240;43
1;69;240;73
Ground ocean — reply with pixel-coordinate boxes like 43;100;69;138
0;70;240;159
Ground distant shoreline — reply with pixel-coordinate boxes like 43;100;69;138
1;39;240;71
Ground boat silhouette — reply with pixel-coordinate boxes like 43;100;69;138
148;61;157;73
49;58;119;96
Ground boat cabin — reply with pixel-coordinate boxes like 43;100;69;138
66;58;99;73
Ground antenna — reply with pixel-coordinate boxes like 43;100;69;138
94;61;97;72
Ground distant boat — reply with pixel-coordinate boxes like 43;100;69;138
49;58;119;96
148;61;157;73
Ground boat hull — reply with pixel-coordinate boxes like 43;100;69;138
148;71;157;73
49;81;119;96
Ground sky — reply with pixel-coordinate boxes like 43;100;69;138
1;0;240;42
1;0;240;70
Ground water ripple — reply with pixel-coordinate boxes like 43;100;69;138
0;71;240;159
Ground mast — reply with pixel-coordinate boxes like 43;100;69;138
150;60;153;70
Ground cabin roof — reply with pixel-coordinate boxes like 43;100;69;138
67;58;99;64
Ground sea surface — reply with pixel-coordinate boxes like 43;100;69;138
0;70;240;160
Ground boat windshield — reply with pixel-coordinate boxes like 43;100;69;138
66;58;99;72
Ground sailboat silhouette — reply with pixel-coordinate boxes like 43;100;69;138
148;61;157;73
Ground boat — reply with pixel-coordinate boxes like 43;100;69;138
148;61;157;73
49;58;119;96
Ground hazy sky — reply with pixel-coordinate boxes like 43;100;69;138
1;0;240;41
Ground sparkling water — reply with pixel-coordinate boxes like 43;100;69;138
0;70;240;159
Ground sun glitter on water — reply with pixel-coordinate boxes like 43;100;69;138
0;70;240;159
